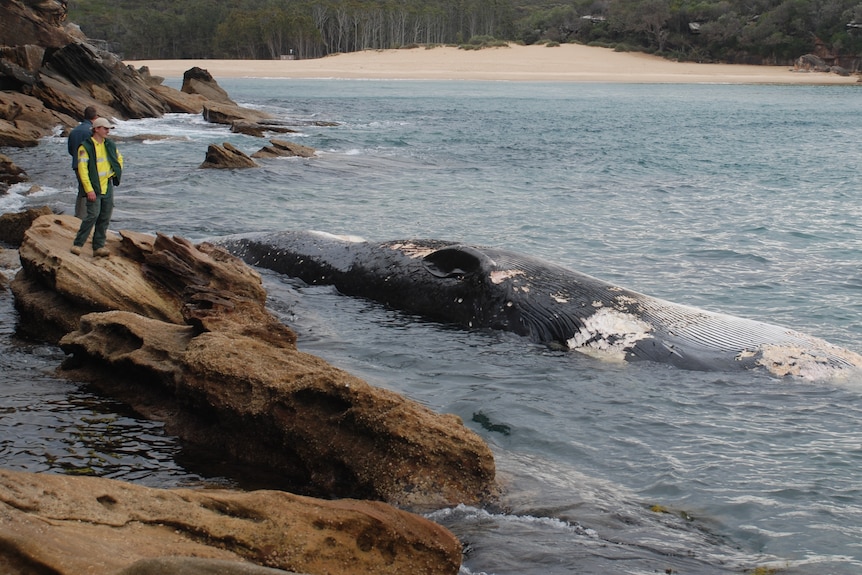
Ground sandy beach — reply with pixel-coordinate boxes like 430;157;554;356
128;44;860;85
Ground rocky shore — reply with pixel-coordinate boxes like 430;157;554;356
0;2;499;573
0;207;498;573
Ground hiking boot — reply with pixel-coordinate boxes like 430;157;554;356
94;247;110;258
70;245;82;255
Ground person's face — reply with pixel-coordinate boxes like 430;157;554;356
94;126;111;137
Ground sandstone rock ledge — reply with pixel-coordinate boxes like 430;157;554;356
5;212;500;573
0;468;461;575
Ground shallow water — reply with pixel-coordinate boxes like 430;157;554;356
2;79;861;574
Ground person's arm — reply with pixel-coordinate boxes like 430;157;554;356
77;145;96;200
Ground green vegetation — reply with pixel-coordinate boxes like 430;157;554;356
68;0;862;67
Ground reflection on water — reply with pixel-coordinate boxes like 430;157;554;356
0;287;233;488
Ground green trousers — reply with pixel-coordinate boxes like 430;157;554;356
73;185;114;250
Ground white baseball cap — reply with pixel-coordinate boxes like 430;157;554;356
92;117;115;129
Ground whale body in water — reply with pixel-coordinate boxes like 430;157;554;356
211;230;862;380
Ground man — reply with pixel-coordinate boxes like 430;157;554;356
71;117;123;257
67;106;98;219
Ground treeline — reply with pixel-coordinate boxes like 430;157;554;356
68;0;862;67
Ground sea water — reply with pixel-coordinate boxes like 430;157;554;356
1;79;861;574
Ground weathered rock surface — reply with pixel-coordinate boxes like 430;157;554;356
0;205;50;244
252;139;317;159
0;2;276;150
203;102;274;125
0;90;76;147
119;557;307;575
36;42;170;119
231;120;299;137
11;214;498;509
0;468;462;575
0;153;29;193
0;0;84;49
200;142;259;169
182;66;237;106
795;53;830;72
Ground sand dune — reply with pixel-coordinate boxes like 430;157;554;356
128;44;859;84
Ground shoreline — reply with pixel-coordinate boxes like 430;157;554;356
128;44;860;85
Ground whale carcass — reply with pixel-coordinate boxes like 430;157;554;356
210;231;862;380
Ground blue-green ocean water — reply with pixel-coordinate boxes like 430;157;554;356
2;79;862;574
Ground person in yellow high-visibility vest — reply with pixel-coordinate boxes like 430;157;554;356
70;117;123;258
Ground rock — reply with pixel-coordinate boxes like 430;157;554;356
119;557;306;575
231;121;299;137
0;246;21;290
0;44;47;75
0;154;30;193
0;468;463;575
252;139;317;159
0;119;38;147
0;0;83;49
0;5;280;151
119;557;304;575
37;42;170;119
200;142;259;169
148;83;208;114
203;102;274;125
11;214;499;508
0;206;50;245
795;54;829;72
135;65;164;87
0;90;78;144
182;66;237;105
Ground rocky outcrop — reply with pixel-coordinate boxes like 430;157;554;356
10;214;498;509
0;90;76;146
252;139;317;159
0;205;50;244
231;120;299;137
794;53;831;72
147;83;209;114
203;102;274;125
0;0;84;49
0;153;29;193
0;2;276;149
0;468;462;575
182;66;237;106
36;41;170;119
200;142;259;169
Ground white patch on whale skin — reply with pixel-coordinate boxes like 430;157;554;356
740;340;862;381
490;269;525;284
308;230;366;243
613;295;640;307
388;242;439;258
551;292;569;303
565;308;653;359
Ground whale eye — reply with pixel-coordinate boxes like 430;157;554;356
423;246;485;278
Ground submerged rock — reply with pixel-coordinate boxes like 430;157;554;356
10;214;498;509
0;468;462;575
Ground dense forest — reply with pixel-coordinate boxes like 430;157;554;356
68;0;862;68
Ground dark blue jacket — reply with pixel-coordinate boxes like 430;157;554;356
68;120;93;170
